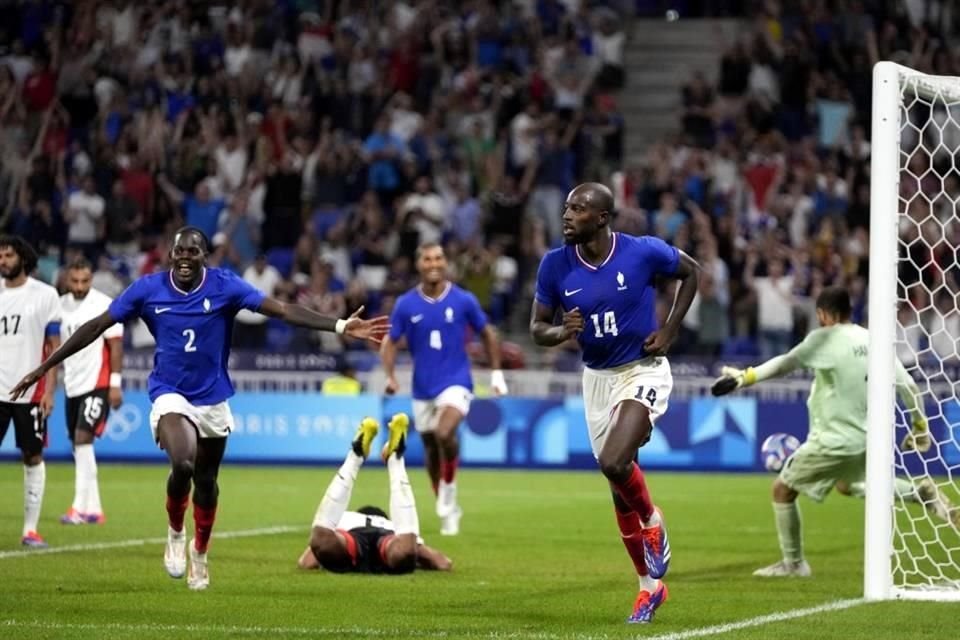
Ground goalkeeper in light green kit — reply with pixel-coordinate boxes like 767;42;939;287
712;286;957;577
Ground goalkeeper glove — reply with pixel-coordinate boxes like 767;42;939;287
490;369;508;396
711;366;758;397
901;414;931;453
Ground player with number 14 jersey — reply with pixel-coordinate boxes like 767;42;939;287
531;183;700;624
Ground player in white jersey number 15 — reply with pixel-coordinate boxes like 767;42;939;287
58;258;124;526
10;227;390;590
0;236;61;549
712;286;958;577
530;183;700;624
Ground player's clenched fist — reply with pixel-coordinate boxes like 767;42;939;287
561;307;585;340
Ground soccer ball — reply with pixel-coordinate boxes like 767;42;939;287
760;433;800;472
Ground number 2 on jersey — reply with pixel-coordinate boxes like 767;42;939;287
590;311;619;338
182;328;197;352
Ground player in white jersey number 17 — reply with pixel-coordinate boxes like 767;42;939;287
0;236;61;549
712;286;959;577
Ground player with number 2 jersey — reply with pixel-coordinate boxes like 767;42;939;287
11;226;390;591
531;183;700;624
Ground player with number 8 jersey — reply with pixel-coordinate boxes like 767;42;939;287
10;226;390;590
531;184;700;624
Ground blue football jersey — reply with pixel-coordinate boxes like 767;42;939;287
108;268;267;404
389;283;488;400
534;232;679;369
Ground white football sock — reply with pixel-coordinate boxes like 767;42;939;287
24;462;46;536
74;444;101;514
387;454;419;536
71;446;88;513
773;501;803;564
311;451;363;529
81;445;103;515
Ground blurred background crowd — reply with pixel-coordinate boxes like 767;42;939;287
0;0;956;367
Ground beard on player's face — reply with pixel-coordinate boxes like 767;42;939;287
0;255;23;280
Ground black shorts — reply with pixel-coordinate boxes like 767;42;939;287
65;389;110;441
0;401;47;456
320;526;408;575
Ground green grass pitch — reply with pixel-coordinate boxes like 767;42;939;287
0;463;956;639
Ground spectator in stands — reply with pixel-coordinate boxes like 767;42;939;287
234;254;282;350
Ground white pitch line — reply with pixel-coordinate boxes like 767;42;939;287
644;598;868;640
0;524;307;559
0;620;564;639
0;598;873;640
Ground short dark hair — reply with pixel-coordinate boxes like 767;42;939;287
816;286;852;319
0;235;38;274
356;505;388;519
172;226;210;253
68;257;93;272
415;242;443;261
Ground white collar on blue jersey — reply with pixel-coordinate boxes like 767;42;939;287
575;232;618;271
416;281;452;303
168;267;207;295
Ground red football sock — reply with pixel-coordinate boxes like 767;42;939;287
193;502;217;553
440;457;459;484
166;494;189;533
613;463;655;524
615;508;649;576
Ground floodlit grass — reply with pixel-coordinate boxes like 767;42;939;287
0;463;956;639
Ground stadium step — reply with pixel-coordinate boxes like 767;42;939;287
623;18;747;161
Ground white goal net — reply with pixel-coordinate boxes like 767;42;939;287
867;62;960;601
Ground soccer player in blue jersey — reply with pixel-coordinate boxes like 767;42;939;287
530;183;700;624
10;226;389;590
380;242;508;536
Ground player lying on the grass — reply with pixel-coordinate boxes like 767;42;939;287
712;286;958;577
298;412;452;574
10;226;389;590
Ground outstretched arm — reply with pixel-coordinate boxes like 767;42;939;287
258;300;389;344
711;349;804;396
10;312;115;400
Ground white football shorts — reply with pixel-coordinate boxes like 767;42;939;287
581;356;673;459
149;393;235;443
412;385;473;434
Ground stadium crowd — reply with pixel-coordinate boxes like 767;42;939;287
619;0;959;363
0;1;956;365
0;0;628;358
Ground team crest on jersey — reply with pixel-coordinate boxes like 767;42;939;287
617;271;628;291
203;298;211;312
445;307;454;322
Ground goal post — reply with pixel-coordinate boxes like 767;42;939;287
866;61;960;602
